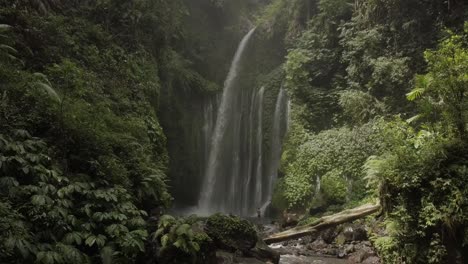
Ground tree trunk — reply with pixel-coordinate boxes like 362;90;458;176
264;203;381;244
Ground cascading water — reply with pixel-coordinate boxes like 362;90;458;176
197;28;289;216
253;87;265;213
198;28;257;215
265;87;289;206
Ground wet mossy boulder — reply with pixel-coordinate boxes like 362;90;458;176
205;214;258;251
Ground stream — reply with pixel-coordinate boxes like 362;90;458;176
258;221;380;264
280;255;347;264
254;222;347;264
271;240;347;264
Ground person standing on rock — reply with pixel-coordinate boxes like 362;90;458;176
257;207;261;218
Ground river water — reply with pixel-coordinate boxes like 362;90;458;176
279;255;347;264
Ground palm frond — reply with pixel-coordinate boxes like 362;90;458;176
34;73;61;102
406;114;421;124
406;87;425;101
0;44;18;54
0;24;11;32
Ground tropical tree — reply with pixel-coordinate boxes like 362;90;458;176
407;24;468;139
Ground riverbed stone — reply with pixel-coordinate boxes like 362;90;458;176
343;226;354;242
322;228;339;244
347;245;378;263
345;244;355;254
362;256;380;264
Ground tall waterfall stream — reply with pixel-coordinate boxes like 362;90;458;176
196;29;289;216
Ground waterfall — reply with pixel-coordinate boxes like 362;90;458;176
198;28;257;215
265;87;289;205
253;87;265;212
196;28;290;216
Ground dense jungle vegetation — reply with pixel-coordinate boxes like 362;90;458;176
0;0;467;263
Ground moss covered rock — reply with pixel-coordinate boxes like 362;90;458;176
205;214;258;251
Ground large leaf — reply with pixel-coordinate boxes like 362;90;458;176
36;82;61;102
0;24;11;32
85;235;97;247
406;87;425;101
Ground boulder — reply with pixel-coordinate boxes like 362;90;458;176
343;225;368;242
345;244;355;254
205;214;258;251
352;227;368;241
347;245;378;263
362;256;380;264
343;226;355;242
247;240;281;264
216;251;235;264
321;228;339;244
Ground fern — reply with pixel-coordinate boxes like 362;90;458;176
0;24;11;31
407;74;432;101
33;73;61;102
406;87;425;101
154;215;201;255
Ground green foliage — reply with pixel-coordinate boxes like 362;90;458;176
280;0;354;131
155;215;201;255
0;1;180;262
205;214;257;251
279;118;383;209
0;131;153;263
407;24;468;138
365;116;468;262
154;215;215;264
257;0;310;43
365;32;468;263
320;170;348;204
339;90;386;125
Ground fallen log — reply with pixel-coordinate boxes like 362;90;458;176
264;203;381;244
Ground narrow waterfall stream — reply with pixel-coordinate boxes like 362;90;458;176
197;29;289;216
265;87;289;208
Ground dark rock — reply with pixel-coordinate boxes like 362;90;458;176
216;251;235;264
216;250;270;264
236;257;268;264
347;245;378;263
343;226;355;242
321;228;338;244
342;225;368;242
310;238;328;249
246;240;281;264
235;250;244;257
309;205;327;215
353;227;368;241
